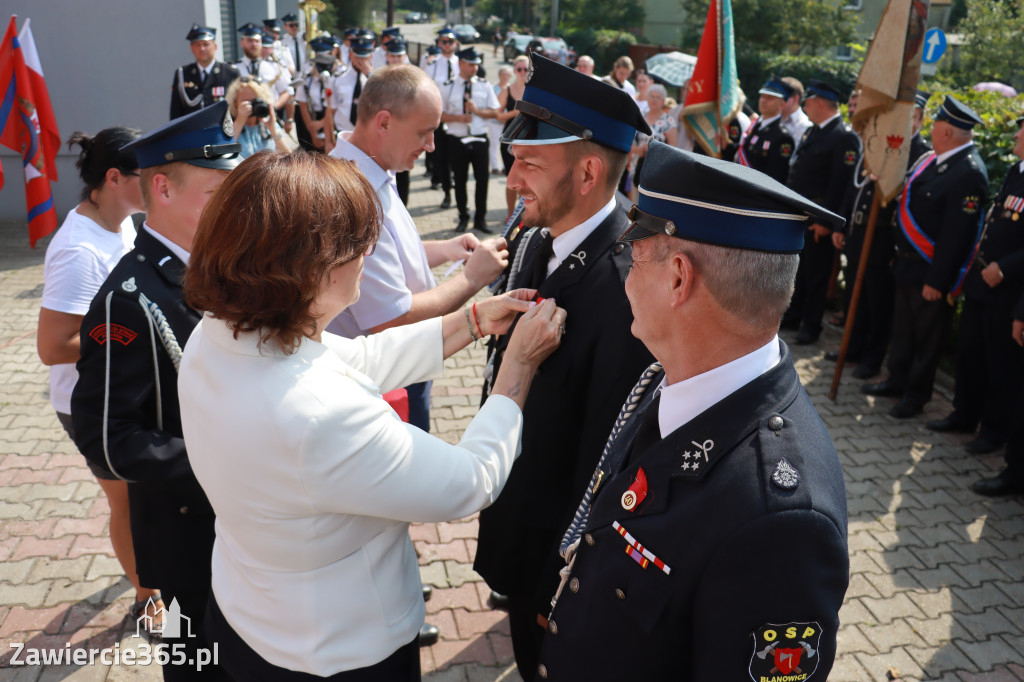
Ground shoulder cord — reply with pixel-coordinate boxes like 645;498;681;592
101;292;131;482
482;227;540;395
550;361;663;614
138;292;183;372
176;67;204;108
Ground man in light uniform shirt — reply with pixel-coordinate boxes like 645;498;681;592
280;12;305;73
233;23;294;133
324;37;373;153
781;75;812;146
440;47;500;233
424;27;461;207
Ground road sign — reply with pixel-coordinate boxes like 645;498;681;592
922;28;947;64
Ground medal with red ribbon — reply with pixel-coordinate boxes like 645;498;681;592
620;467;648;511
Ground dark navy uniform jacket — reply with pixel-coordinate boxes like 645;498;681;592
741;116;795;184
535;342;849;681
475;208;654;607
788;116;861;215
170;61;240;120
964;161;1024;309
72;228;214;591
840;133;932;267
894;145;989;292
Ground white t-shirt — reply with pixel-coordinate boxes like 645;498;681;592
41;208;136;414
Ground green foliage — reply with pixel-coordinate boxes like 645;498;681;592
561;29;638;74
952;0;1024;89
538;0;645;33
916;87;1024;198
760;54;861;98
324;0;373;32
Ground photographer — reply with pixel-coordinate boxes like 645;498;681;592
225;76;290;157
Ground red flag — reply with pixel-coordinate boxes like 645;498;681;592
1;16;61;246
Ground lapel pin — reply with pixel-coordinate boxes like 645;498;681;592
620;467;648;511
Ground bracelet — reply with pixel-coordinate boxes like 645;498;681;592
465;307;480;341
471;302;485;339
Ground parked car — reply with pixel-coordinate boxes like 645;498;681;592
503;34;534;62
503;35;575;66
452;24;480;43
405;11;427;23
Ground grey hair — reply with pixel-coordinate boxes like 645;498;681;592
648;84;667;99
652;237;798;330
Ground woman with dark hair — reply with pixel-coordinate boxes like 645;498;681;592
179;151;566;680
36;126;165;630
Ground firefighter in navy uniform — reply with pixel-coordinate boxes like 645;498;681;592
863;96;990;418
71;103;239;681
170;24;239;120
533;142;849;682
737;77;795;183
827;90;933;380
474;54;655;678
928;114;1024;454
783;80;861;345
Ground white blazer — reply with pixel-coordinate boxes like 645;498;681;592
179;316;523;675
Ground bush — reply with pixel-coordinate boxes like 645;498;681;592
759;54;861;100
562;28;636;75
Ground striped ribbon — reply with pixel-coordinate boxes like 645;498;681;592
613;520;671;575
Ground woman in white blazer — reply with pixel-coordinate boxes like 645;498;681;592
178;151;566;681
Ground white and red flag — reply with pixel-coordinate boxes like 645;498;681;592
1;16;61;246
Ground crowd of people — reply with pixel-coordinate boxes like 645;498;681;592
31;10;1024;682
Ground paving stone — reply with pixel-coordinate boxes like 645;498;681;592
854;646;926;680
951;560;1011;588
906;642;978;677
444;561;483;588
26;557;92;584
958;636;1024;672
862;593;927;624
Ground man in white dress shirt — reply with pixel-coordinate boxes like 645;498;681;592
233;23;294;134
424;27;461;206
279;12;305;72
324;36;374;152
781;75;812;146
440;47;501;233
327;64;508;431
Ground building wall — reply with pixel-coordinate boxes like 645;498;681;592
642;0;687;47
0;0;284;223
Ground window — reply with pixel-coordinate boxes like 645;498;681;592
843;0;863;8
836;45;853;61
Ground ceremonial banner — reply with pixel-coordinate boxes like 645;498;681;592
851;0;930;204
680;0;744;158
1;17;61;246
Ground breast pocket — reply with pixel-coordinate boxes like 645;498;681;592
603;532;672;634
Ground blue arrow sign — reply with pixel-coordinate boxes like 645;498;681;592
922;28;946;64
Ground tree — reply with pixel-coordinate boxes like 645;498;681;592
954;0;1024;87
537;0;646;33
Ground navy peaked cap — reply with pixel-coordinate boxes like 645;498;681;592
620;141;844;252
122;101;240;171
187;24;216;42
936;95;983;129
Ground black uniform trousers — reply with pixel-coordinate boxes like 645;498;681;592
952;297;1024;441
295;113;324;153
431;123;451;191
784;234;835;337
844;258;895;369
160;583;223;681
887;282;953;406
447;134;490;223
999;371;1024;484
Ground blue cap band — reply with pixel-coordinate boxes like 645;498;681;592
524;85;637;153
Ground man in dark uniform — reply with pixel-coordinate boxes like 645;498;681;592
828;90;932;379
784;79;861;345
737;77;795;183
441;47;501;233
72;102;239;681
928;114;1024;453
474;54;655;678
973;290;1024;496
170;24;239;120
863;96;989;418
533;141;849;681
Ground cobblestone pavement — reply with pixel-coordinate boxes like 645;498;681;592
1;161;1023;681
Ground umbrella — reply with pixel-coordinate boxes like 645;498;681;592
972;82;1018;97
644;51;697;88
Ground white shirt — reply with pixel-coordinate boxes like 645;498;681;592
656;336;782;438
539;198;617;277
281;33;305;70
234;56;293;98
328;67;366;132
784;108;812;145
423;53;458;86
180;316;523;675
371;45;388;69
41;209;136;413
296;62;332;113
442;75;500;137
143;224;190;266
326;133;436;337
935;140;974;165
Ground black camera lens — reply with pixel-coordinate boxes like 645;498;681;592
250;98;271;118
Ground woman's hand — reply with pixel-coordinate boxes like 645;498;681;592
234;101;252;139
503;297;566;369
474;288;536;337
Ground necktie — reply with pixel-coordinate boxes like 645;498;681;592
199;68;207;86
250;58;261;78
294;38;301;68
350;74;362;125
529;233;554;289
626;392;662;468
463;80;472;114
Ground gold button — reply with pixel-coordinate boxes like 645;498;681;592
584;533;595;546
548;619;558;635
615;588;626;600
538;664;549;679
179;506;189;514
569;577;579;594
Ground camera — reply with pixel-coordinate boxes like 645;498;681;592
250;98;271;119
